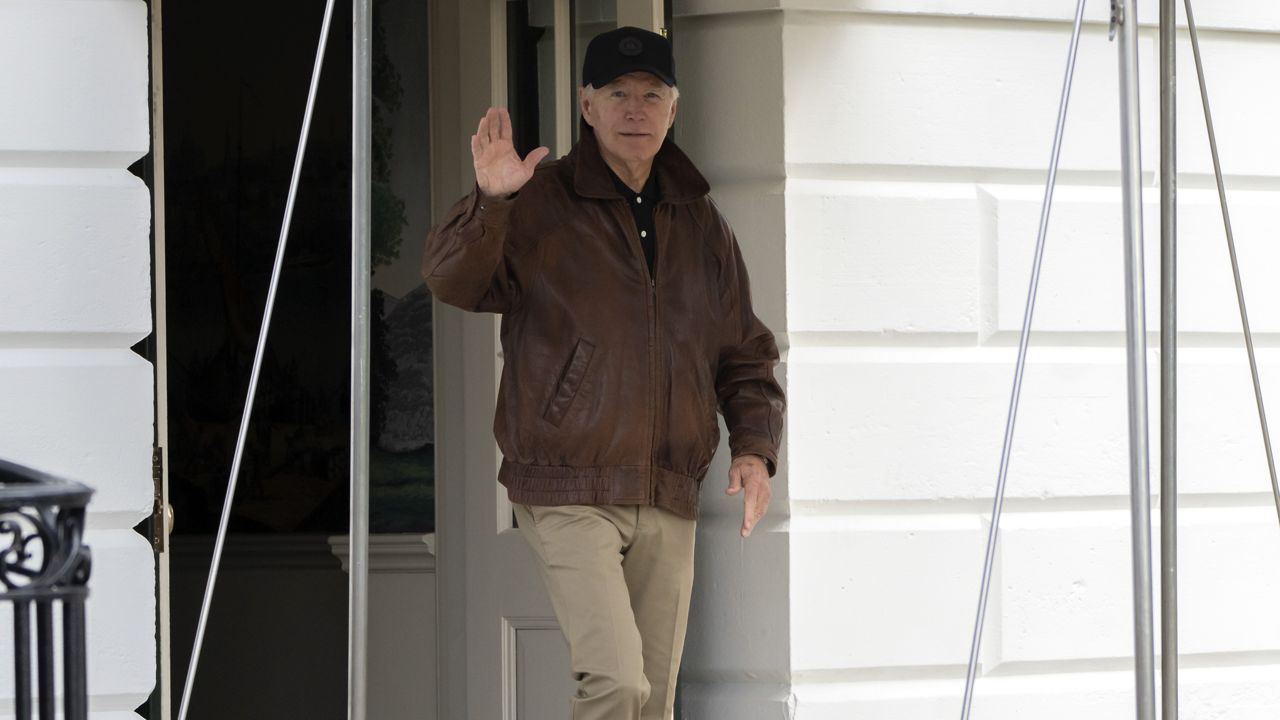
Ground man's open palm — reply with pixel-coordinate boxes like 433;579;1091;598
471;106;550;199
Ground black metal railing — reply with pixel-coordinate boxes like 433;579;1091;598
0;459;93;720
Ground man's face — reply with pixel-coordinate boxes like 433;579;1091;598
580;72;678;170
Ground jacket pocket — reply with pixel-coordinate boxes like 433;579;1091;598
543;337;596;427
699;372;721;455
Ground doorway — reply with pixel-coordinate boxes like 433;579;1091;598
154;1;434;717
426;2;674;718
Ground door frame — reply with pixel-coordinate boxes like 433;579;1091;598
150;0;465;716
147;0;173;717
149;0;450;716
426;1;492;716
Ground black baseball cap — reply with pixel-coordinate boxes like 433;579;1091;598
582;26;676;89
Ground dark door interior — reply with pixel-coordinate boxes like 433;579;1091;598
154;1;434;716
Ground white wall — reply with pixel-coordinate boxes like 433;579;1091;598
0;1;154;719
677;0;1280;717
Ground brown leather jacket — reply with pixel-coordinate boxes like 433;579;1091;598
422;126;784;519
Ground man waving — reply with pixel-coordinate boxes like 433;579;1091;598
422;26;785;720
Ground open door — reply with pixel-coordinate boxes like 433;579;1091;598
431;2;666;718
149;0;437;717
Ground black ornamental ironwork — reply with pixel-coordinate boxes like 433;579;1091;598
1;459;93;720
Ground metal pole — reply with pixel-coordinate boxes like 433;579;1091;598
1158;0;1178;717
1183;0;1280;530
175;2;337;718
959;2;1087;716
349;0;372;717
1114;1;1158;718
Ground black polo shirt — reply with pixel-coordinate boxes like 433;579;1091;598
608;168;660;280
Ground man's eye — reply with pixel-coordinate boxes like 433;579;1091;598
611;91;625;98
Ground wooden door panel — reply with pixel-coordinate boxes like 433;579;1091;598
508;618;574;718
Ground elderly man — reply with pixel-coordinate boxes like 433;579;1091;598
422;26;785;720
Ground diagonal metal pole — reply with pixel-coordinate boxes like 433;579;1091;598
1183;0;1280;530
1115;0;1158;718
175;1;338;718
349;0;372;717
1158;0;1178;717
959;2;1087;716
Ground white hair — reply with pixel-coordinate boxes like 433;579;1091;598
582;82;680;103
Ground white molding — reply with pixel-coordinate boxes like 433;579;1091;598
673;0;1280;33
554;0;572;157
619;0;664;32
491;0;506;105
501;615;562;718
329;533;436;574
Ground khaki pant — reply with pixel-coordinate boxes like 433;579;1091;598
513;503;696;720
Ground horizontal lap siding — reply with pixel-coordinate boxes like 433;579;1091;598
782;4;1280;718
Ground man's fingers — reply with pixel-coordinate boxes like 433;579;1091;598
523;146;551;171
476;113;490;151
730;457;772;536
482;106;498;144
726;466;743;495
741;483;766;537
499;107;513;141
470;133;481;161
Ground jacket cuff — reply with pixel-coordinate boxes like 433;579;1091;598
730;433;778;477
472;184;516;230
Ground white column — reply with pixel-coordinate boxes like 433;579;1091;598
0;1;155;718
673;6;792;717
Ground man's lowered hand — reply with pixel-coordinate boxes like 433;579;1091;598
726;454;771;538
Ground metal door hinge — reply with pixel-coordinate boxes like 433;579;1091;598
151;446;168;553
1110;0;1123;41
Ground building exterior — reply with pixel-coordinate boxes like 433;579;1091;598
0;2;156;719
5;0;1280;718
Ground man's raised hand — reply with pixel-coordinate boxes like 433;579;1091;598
471;107;550;199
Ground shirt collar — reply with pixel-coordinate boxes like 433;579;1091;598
606;164;659;203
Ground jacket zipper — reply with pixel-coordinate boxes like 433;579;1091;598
646;205;669;506
617;200;660;506
646;270;658;506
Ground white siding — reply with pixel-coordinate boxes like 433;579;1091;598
0;1;154;718
677;0;1280;716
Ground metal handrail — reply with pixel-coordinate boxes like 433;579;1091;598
0;458;94;720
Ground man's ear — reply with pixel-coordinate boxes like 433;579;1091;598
667;98;678;129
578;86;594;127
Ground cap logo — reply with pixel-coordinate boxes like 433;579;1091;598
618;37;643;56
